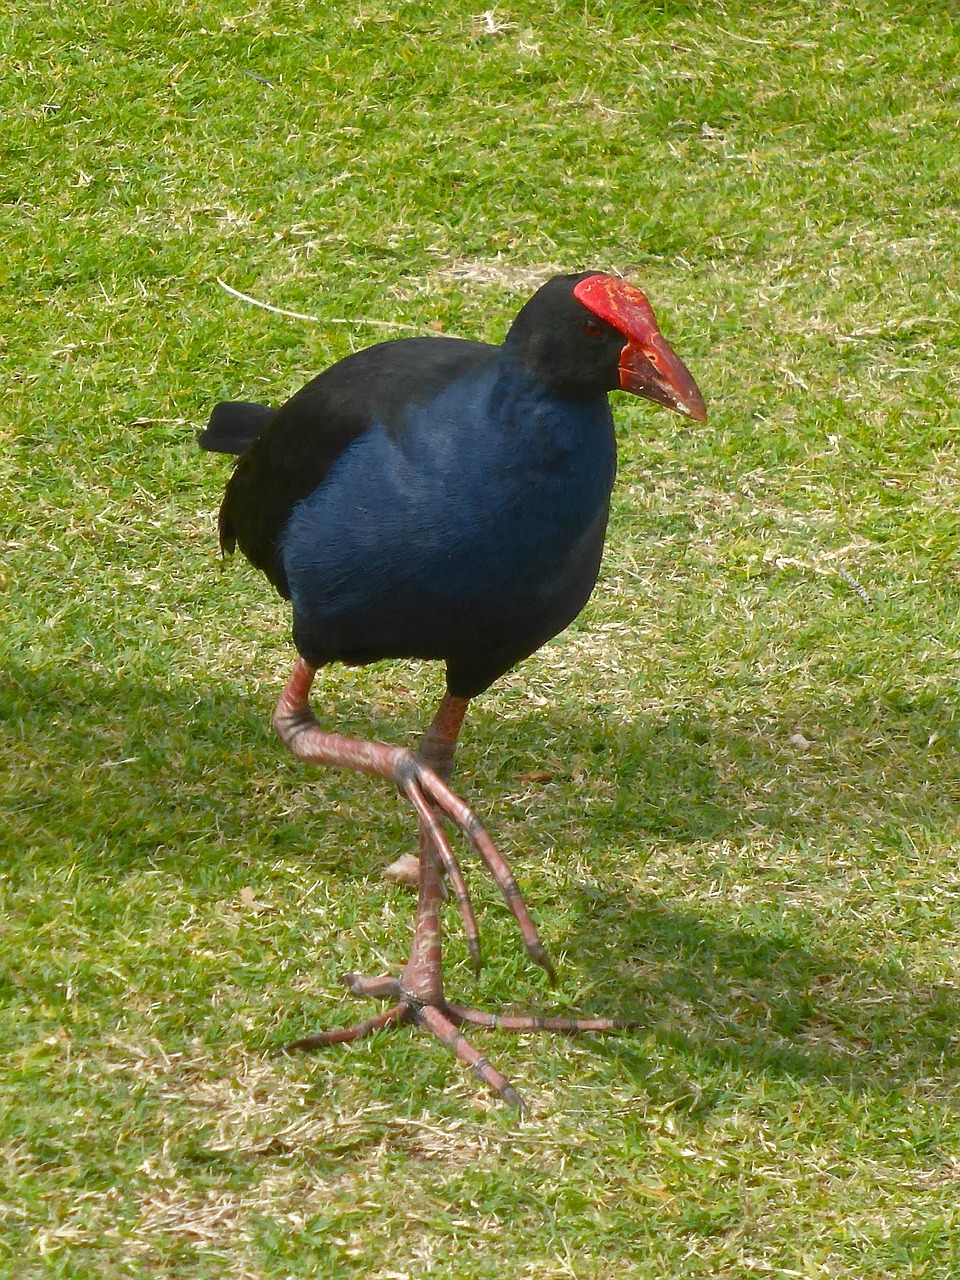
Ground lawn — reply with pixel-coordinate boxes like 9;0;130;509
3;0;960;1275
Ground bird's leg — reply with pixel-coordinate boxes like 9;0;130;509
399;834;447;1004
384;692;482;960
273;659;553;977
276;658;636;1108
410;692;484;966
416;691;468;783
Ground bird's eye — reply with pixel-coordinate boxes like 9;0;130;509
582;319;603;338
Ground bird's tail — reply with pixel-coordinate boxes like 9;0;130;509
199;401;276;455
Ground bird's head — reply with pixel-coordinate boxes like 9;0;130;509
505;271;707;422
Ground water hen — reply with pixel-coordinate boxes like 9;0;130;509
201;272;706;1108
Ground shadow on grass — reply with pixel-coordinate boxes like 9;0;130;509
477;698;960;1104
557;890;960;1108
1;658;418;881
4;658;959;1102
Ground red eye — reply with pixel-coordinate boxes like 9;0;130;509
583;318;603;338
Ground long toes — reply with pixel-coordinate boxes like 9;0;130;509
281;1002;408;1051
341;972;405;999
446;1004;636;1033
414;767;555;980
413;1001;526;1111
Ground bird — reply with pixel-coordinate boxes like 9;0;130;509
200;271;706;1107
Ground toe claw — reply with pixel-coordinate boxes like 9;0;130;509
534;948;557;987
500;1084;526;1113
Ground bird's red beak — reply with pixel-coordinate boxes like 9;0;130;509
573;274;707;422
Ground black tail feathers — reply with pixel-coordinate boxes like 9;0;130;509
199;401;276;455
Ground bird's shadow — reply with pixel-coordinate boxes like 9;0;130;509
4;658;960;1105
555;889;960;1110
451;693;960;1107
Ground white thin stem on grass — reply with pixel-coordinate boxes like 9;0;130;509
215;278;423;332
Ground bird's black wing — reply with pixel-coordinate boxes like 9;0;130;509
217;336;495;597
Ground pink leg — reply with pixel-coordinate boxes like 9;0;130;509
275;658;635;1107
273;658;552;978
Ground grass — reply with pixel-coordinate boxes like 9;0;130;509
3;0;960;1274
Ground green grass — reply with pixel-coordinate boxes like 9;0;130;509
4;0;960;1275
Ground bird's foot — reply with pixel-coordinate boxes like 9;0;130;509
282;972;638;1111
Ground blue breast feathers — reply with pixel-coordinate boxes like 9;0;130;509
279;360;617;656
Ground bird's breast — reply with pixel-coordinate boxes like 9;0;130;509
280;369;617;629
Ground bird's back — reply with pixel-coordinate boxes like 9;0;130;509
217;336;495;596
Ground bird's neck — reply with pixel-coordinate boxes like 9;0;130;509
497;338;608;405
474;356;617;534
489;354;613;456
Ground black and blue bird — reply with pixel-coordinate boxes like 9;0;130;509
201;272;706;1106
